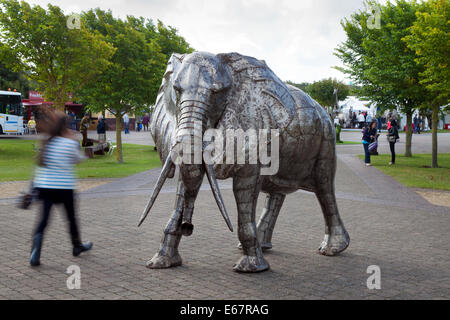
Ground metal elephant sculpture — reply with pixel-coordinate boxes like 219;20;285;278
138;52;350;273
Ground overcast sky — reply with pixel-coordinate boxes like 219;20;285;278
26;0;374;84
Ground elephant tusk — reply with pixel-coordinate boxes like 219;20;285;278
138;154;174;227
204;164;234;232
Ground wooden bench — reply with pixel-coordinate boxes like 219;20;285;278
84;142;109;159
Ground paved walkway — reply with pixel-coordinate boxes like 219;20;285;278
0;131;448;299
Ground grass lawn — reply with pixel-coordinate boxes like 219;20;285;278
358;153;450;190
0;139;161;182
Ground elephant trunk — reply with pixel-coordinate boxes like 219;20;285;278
176;101;207;236
176;100;233;234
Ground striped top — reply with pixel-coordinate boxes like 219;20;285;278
34;137;84;190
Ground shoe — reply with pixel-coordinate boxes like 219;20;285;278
365;163;372;167
73;242;93;257
30;233;43;266
389;162;393;165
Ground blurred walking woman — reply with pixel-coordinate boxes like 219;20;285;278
387;119;399;165
30;111;92;266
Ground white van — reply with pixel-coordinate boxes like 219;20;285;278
0;90;24;135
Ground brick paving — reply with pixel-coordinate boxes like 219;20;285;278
0;131;449;299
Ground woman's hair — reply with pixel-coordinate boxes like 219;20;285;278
37;111;70;166
370;120;377;129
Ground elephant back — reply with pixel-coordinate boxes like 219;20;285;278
219;52;298;131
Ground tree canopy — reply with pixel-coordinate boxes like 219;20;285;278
307;78;350;109
79;8;193;162
404;0;449;107
285;81;311;93
335;0;428;156
404;0;449;167
0;61;32;94
0;0;115;109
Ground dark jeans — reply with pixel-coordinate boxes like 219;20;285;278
34;188;81;247
363;143;370;164
124;122;129;134
389;142;396;164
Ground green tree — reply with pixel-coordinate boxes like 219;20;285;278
335;0;427;157
285;80;311;93
0;0;115;110
0;61;31;95
404;0;449;168
307;78;350;113
80;9;193;163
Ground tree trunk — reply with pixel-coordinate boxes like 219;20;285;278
405;112;413;157
54;99;66;112
115;115;123;163
431;104;439;168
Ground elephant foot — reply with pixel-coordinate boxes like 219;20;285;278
233;255;270;273
146;252;182;269
237;242;272;251
318;226;350;256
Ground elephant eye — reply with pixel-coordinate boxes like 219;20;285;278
172;83;182;93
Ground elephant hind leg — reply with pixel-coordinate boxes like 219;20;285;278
315;189;350;256
256;193;285;250
237;193;285;251
313;155;350;256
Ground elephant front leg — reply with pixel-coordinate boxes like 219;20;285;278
146;211;183;268
147;183;184;269
232;174;269;273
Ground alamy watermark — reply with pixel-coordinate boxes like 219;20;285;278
367;6;381;30
67;14;81;30
66;265;81;289
171;121;280;175
366;265;381;290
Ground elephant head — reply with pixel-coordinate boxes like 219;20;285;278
138;52;233;234
172;52;232;128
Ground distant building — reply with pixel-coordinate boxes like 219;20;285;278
22;91;83;125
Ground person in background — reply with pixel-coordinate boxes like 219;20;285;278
413;115;419;134
97;115;106;142
416;116;423;134
30;111;92;267
362;121;378;167
28;116;37;134
123;112;130;134
352;112;357;129
366;112;373;124
135;115;142;132
377;116;383;133
143;113;150;131
69;111;76;131
80;114;90;146
357;111;365;129
387;119;400;165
